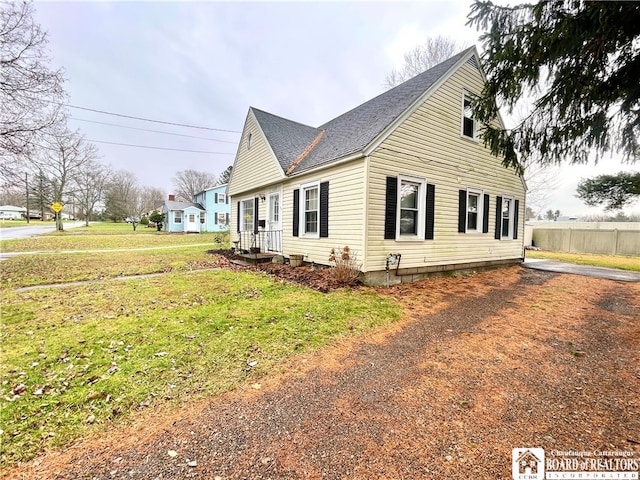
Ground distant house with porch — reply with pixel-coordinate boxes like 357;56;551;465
162;195;206;233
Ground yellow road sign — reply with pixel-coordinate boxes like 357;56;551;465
51;202;63;213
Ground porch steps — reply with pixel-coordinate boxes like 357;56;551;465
231;252;278;266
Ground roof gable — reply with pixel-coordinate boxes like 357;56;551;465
238;46;481;177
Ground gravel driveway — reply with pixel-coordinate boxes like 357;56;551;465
5;266;639;480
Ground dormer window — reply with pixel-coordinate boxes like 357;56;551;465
462;92;476;139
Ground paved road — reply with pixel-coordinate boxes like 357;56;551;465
0;221;84;241
523;257;640;282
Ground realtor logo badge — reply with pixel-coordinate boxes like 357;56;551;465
512;448;545;480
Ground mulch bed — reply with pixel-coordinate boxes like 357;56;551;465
200;250;360;293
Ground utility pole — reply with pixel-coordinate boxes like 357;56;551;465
25;172;30;224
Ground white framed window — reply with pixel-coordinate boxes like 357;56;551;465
462;91;476;139
216;192;226;204
247;133;252;150
174;211;182;223
501;195;515;238
396;175;426;239
466;188;484;233
216;212;227;225
200;212;206;224
300;182;319;237
240;198;254;232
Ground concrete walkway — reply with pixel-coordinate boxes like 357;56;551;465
522;258;640;282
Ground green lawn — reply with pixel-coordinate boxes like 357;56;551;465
526;250;640;271
0;229;401;467
0;226;229;252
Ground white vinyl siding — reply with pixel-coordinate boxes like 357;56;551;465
282;159;366;265
366;60;525;272
227;110;284;196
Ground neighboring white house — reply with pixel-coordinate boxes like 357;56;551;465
227;47;526;285
0;205;27;220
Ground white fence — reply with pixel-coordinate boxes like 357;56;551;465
525;222;640;256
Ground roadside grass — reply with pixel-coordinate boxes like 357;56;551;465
0;246;222;289
0;230;229;253
0;220;34;228
48;222;167;235
526;250;640;272
0;269;400;466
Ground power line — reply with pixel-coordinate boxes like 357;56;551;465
86;139;235;154
65;103;243;134
70;117;239;144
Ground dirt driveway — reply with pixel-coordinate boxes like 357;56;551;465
5;266;639;479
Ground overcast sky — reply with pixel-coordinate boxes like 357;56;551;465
33;0;639;218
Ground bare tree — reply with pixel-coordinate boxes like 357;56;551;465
172;169;216;200
522;161;562;217
1;0;66;161
30;129;97;230
103;170;137;223
385;36;463;89
73;159;110;226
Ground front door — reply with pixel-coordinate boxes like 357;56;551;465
187;213;198;232
266;192;281;252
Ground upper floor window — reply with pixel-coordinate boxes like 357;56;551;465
462;92;476;139
247;133;252;150
216;192;226;204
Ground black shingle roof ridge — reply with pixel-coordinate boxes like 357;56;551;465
250;107;322;170
289;47;473;174
319;47;473;131
246;47;474;175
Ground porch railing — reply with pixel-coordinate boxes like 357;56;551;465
234;230;282;254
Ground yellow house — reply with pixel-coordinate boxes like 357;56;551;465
227;47;526;285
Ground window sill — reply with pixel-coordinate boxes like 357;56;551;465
460;134;480;143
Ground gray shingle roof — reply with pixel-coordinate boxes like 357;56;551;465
164;200;204;211
250;47;473;175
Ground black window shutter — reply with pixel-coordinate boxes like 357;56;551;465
494;196;503;239
254;197;259;233
513;199;520;239
384;177;398;239
292;189;300;237
458;189;467;233
236;201;240;233
482;194;490;233
425;183;435;240
320;181;329;238
214;213;218;225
